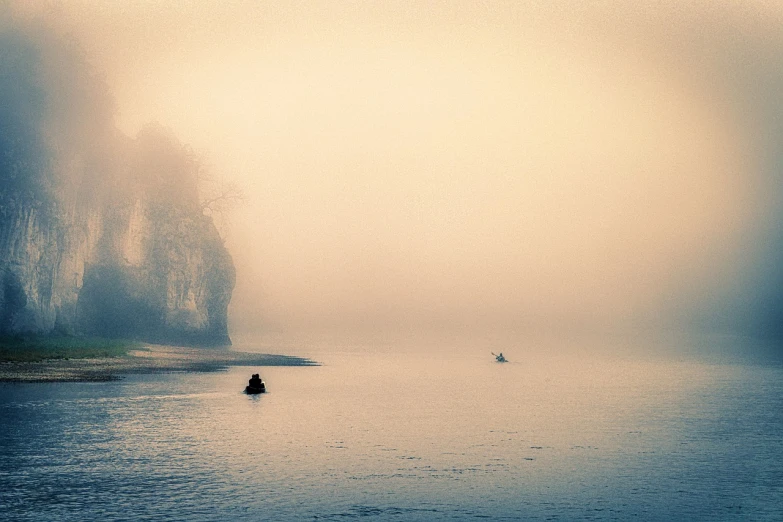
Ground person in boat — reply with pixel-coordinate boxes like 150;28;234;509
496;352;505;362
248;373;263;388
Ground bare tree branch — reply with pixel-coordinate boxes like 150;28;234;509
200;183;244;213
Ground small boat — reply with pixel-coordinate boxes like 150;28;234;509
245;373;266;394
245;383;266;394
492;352;507;363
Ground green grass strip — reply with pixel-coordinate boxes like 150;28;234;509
0;335;144;362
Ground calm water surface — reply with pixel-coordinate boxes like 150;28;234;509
1;340;781;520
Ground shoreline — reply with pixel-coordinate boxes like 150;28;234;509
0;344;319;383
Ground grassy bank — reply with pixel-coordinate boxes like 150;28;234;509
0;343;318;382
0;335;143;363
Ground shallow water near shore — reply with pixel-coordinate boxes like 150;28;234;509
1;336;782;521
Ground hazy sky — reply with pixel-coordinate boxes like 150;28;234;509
7;1;783;338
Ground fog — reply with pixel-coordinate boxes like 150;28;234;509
5;1;783;344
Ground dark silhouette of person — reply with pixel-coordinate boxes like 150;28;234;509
249;373;262;388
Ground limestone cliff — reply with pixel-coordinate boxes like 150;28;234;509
0;136;235;346
0;21;235;346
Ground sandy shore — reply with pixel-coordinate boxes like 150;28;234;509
0;344;318;382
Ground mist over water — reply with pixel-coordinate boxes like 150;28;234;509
3;3;783;519
5;1;783;347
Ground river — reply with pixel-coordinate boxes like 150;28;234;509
1;335;781;520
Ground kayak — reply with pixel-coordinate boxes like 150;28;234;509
492;352;508;363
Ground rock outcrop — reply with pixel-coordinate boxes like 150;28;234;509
0;20;234;346
0;138;235;346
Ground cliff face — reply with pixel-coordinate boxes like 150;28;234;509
75;196;235;346
0;165;235;346
0;23;235;346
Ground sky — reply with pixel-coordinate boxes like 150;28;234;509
5;0;783;341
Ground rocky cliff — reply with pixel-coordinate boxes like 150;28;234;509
0;20;234;346
0;135;236;346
